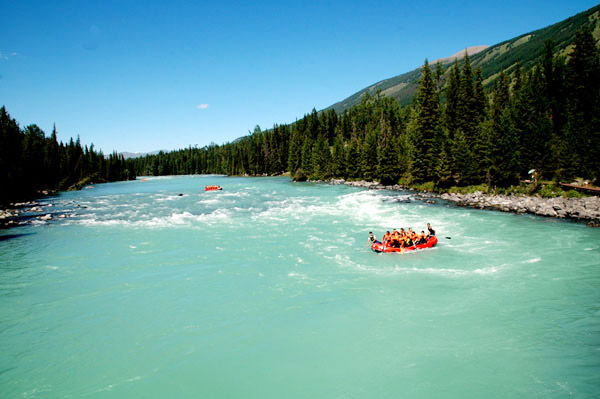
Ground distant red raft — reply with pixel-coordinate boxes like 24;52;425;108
371;236;438;253
205;185;222;191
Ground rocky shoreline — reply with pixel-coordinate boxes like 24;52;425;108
327;179;600;227
0;200;76;229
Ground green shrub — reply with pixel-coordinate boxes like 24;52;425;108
397;176;412;186
494;183;540;196
292;168;308;182
448;184;490;194
539;184;563;198
413;181;435;192
563;189;584;198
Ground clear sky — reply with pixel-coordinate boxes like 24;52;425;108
1;0;598;153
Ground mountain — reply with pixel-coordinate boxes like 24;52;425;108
327;4;600;113
120;150;165;159
429;45;489;65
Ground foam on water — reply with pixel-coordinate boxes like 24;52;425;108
524;257;542;263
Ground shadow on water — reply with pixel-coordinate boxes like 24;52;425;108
0;233;35;242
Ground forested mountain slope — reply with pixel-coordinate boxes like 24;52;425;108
328;4;600;111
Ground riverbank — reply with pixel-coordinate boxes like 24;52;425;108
0;190;79;229
0;200;72;228
328;179;600;226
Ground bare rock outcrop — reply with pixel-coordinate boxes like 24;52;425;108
440;192;600;225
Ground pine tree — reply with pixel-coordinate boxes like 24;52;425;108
411;60;440;182
435;144;453;188
487;72;520;187
452;129;473;185
331;133;346;178
346;135;360;179
470;67;489;183
300;138;313;175
458;52;477;140
565;27;600;180
511;62;530;178
287;127;302;175
360;128;378;180
473;67;487;124
310;134;331;180
376;113;399;185
444;59;461;138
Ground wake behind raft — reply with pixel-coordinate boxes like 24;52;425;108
371;236;438;253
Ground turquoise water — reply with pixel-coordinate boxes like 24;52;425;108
1;175;599;398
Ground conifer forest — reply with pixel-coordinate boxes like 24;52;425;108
0;107;134;205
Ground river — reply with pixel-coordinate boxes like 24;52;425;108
1;175;599;398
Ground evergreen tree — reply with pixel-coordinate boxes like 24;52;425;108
473;67;487;123
310;134;331;180
511;62;530;178
300;137;313;175
435;143;453;188
287;127;302;175
444;59;461;138
452;129;474;185
487;72;520;187
360;128;378;180
564;27;600;180
346;134;361;179
376;113;399;185
411;60;440;182
331;133;346;178
457;52;477;139
434;62;444;93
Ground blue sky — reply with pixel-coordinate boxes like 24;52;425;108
1;0;598;153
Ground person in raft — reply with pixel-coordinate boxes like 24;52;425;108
427;223;436;237
416;231;428;245
389;229;401;248
382;231;392;246
366;232;381;246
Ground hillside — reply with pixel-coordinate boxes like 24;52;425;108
120;150;165;159
327;4;600;112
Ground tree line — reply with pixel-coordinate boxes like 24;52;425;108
129;28;599;189
0;107;135;205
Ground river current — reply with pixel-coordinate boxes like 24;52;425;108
1;175;599;398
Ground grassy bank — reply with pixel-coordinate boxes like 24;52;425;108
407;181;590;199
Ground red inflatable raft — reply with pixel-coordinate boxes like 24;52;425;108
205;185;222;191
371;236;438;253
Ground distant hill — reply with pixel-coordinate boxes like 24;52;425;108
120;150;165;159
429;45;489;65
327;4;600;112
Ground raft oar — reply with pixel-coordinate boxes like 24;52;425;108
445;236;451;239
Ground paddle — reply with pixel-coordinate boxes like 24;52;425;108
445;236;451;239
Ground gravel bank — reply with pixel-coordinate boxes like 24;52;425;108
328;179;600;226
